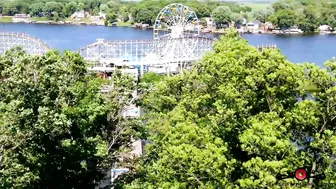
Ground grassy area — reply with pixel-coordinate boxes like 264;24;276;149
30;17;52;21
242;3;271;20
116;21;133;27
0;16;13;23
31;17;92;23
245;3;270;10
65;17;92;23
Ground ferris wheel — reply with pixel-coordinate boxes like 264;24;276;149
154;3;200;40
153;3;201;62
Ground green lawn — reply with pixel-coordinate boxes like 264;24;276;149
31;17;94;23
65;17;92;23
116;21;132;27
0;16;13;23
242;3;271;20
245;3;270;10
30;17;51;21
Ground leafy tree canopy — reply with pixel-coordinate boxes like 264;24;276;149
118;28;336;188
268;0;336;32
0;48;139;189
0;0;254;26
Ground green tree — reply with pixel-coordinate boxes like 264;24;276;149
194;4;212;18
272;1;290;12
269;9;296;30
88;0;101;11
231;12;244;24
29;3;44;17
92;6;99;15
241;5;252;12
133;7;153;25
77;2;85;11
118;28;336;188
296;6;319;33
326;14;336;29
1;2;19;15
212;6;232;28
43;1;64;18
0;48;139;189
100;4;109;13
106;10;117;25
252;8;273;23
64;1;77;17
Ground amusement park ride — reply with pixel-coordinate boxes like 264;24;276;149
0;3;213;77
79;3;213;76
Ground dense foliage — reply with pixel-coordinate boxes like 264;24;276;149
0;48;139;188
117;29;336;188
2;0;336;31
268;0;336;32
0;0;253;25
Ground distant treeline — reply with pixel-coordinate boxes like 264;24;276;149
0;0;254;25
266;0;336;32
3;0;332;33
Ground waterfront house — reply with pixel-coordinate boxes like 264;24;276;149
283;27;303;34
128;13;133;21
99;12;106;19
141;24;149;29
90;16;100;21
235;19;246;29
13;14;31;23
319;25;332;33
90;12;106;21
241;18;247;26
205;17;215;27
264;22;275;31
216;23;230;29
237;28;245;33
14;14;30;19
71;10;87;20
246;20;261;31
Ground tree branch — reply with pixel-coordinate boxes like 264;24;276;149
266;96;273;112
107;125;126;153
319;112;327;134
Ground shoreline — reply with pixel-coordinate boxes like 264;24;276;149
1;17;336;36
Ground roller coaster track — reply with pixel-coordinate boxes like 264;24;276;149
0;32;277;68
0;32;51;55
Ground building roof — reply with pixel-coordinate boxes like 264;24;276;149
251;20;262;25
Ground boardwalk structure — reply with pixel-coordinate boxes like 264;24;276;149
78;36;214;75
0;4;277;77
0;32;277;76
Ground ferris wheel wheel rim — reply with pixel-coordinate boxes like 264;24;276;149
153;3;200;40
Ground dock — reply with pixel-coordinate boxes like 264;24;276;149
255;44;277;51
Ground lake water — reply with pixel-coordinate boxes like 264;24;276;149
1;23;335;66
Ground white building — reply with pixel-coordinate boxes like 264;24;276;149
71;10;87;20
319;25;332;33
99;12;106;19
246;20;262;31
205;17;215;27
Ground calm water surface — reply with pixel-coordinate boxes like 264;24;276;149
1;23;335;66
